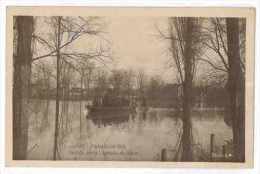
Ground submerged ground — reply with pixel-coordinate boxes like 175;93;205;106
26;100;232;161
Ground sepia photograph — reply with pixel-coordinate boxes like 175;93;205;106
5;7;255;167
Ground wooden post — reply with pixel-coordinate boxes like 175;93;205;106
161;148;167;161
210;134;215;161
222;145;226;161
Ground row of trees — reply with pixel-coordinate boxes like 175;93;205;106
13;15;155;159
159;17;245;161
13;16;110;160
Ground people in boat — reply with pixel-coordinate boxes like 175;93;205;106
84;104;91;120
136;96;148;121
129;97;137;122
84;104;92;137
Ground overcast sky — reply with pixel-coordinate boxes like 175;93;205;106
33;16;223;85
106;17;175;82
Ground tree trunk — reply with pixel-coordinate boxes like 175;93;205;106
53;16;62;160
40;76;50;132
181;18;194;161
65;67;71;132
40;95;50;133
13;16;34;160
226;18;245;162
79;72;84;137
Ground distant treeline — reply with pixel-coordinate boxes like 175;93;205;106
30;83;227;108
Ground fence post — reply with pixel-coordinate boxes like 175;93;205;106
222;145;226;161
161;148;167;161
210;133;215;161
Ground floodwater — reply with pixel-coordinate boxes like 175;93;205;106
26;100;232;161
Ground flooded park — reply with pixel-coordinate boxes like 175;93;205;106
26;100;232;161
12;15;246;162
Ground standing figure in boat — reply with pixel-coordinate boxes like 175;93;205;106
137;97;148;121
84;104;92;137
135;96;148;133
129;96;137;124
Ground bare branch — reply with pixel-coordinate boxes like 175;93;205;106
197;57;228;73
154;23;172;40
202;40;229;71
216;18;228;56
32;17;105;62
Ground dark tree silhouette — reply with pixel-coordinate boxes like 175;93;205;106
167;17;204;161
13;16;34;160
200;18;246;161
53;16;62;160
30;16;109;160
226;18;245;162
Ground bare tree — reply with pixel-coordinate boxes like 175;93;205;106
30;16;110;160
122;69;135;102
84;62;95;97
33;62;53;132
77;60;95;137
79;67;84;137
59;61;74;146
200;18;245;84
53;16;62;160
94;70;109;106
166;17;204;161
13;16;34;160
136;69;147;98
226;18;245;162
200;18;246;161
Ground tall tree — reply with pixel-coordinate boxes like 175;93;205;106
78;61;93;137
31;16;109;160
123;69;135;101
226;18;245;162
136;69;147;98
53;16;62;160
167;17;203;161
200;18;246;161
13;16;34;159
79;67;84;137
200;18;245;85
33;62;53;132
94;70;108;106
